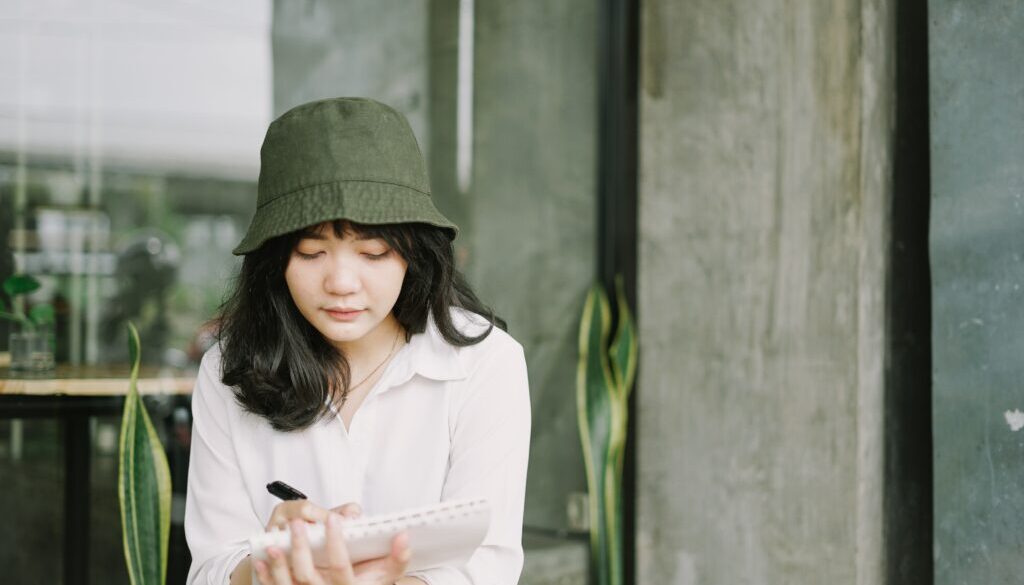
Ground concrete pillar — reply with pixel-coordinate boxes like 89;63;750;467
637;0;894;582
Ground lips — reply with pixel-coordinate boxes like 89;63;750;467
324;308;364;321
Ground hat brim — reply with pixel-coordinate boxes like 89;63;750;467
233;181;458;255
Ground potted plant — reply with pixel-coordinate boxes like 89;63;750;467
0;274;56;372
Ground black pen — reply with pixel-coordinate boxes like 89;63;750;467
266;480;307;501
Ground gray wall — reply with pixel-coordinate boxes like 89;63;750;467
637;0;894;582
272;0;597;532
930;1;1024;583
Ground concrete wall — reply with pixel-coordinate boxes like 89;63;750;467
929;1;1024;583
636;1;894;582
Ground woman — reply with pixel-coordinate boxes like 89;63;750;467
184;98;531;585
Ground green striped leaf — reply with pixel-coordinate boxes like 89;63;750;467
605;276;637;585
577;283;615;585
609;275;638;407
119;322;172;585
577;277;639;585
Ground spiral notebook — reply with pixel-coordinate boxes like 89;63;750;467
248;498;491;573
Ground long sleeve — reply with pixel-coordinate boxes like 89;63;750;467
185;349;263;585
408;338;532;585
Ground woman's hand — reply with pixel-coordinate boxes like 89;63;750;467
253;514;412;585
234;502;365;585
266;500;362;531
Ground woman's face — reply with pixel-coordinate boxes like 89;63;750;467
284;222;408;352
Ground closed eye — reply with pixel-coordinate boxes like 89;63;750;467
363;250;391;261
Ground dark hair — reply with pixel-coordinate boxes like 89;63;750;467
216;220;505;431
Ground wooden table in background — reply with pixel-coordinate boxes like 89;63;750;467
0;364;196;585
0;363;195;396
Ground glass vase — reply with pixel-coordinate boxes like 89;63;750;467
9;328;56;373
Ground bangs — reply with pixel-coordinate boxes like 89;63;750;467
294;220;417;257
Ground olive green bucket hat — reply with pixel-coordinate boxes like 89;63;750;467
233;97;457;255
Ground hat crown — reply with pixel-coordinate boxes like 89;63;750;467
233;97;457;255
257;97;430;209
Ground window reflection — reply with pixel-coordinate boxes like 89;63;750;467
1;0;271;367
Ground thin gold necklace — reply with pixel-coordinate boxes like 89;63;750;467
345;327;403;396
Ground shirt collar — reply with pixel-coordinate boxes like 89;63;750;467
385;310;468;387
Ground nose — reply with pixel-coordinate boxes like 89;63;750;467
322;255;362;296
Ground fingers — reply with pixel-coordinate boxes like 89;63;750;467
289;520;324;585
330;502;362;519
256;547;294;585
390;531;411;563
351;531;411;582
253;557;283;585
253;558;271;584
267;500;330;531
322;513;356;584
391;531;412;575
256;500;367;584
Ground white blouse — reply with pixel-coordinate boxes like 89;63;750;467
184;308;531;585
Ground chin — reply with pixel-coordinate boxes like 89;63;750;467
325;330;368;344
310;322;364;342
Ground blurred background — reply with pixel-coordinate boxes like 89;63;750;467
2;0;1023;584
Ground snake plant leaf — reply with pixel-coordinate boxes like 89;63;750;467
608;274;638;510
604;275;637;585
577;283;616;585
119;322;172;585
2;274;40;297
604;463;623;585
609;275;638;403
577;277;638;585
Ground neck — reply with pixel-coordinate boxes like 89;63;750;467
335;314;404;366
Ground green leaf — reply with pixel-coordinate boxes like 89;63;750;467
604;463;623;585
577;283;616;585
577;276;639;585
609;275;638;404
119;322;172;585
610;277;638;585
3;274;40;297
607;275;639;585
29;303;55;327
